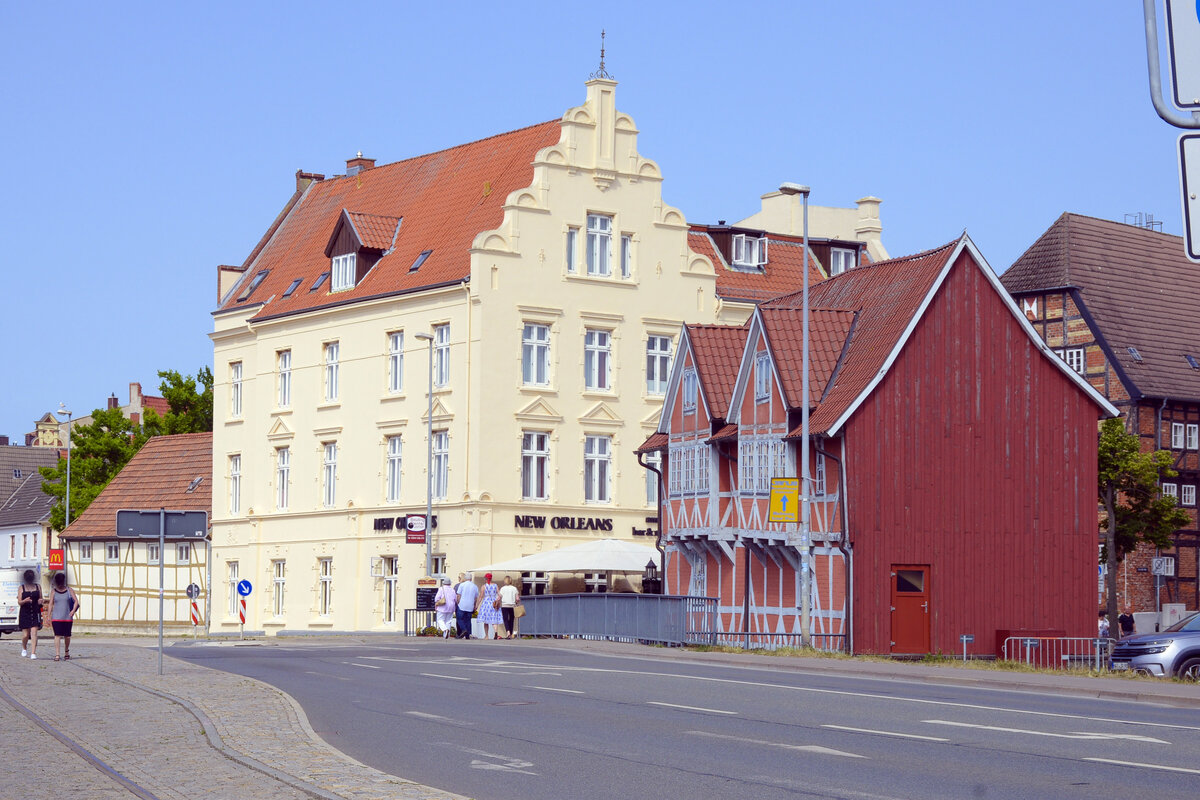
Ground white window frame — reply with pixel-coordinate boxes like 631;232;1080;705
646;336;671;396
584;329;612;391
732;234;767;267
386;435;403;503
584;434;612;504
1064;347;1085;374
318;558;333;617
829;247;856;275
323;443;337;508
324;341;340;402
682;368;698;413
815;453;827;496
1172;423;1185;449
331;253;356;292
79;542;92;562
620;234;632;278
229;454;241;515
696;443;710;494
644;449;662;506
277;350;292;408
106;542;120;563
272;560;286;617
230;361;243;418
432;431;449;500
433;324;450;388
388;331;404;394
521;431;550;501
586;214;613;276
1188;424;1199;450
177;543;190;563
566;227;578;273
383;556;399;624
276;447;290;511
755;352;771;402
227;561;239;617
1162;482;1179;500
1183;484;1197;507
522;323;551;386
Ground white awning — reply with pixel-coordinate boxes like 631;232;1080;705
471;538;660;574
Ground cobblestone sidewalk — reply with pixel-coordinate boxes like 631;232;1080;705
0;640;465;800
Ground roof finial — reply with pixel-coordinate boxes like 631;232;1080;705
590;29;614;80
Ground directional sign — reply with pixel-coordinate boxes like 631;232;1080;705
237;579;253;597
1180;133;1200;262
116;509;208;539
768;478;800;523
1167;0;1200;108
186;583;201;600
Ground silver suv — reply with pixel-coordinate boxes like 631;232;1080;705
1110;611;1200;679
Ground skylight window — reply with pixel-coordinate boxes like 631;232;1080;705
237;270;269;302
1187;355;1200;370
309;272;329;293
1128;346;1143;363
282;278;303;298
409;250;433;273
186;476;203;493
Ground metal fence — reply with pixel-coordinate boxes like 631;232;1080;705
517;593;718;646
404;608;438;636
1000;636;1114;670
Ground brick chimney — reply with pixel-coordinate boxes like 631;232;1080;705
0;435;9;447
296;170;325;193
346;152;375;176
107;393;119;410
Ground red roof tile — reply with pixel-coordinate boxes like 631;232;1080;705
636;432;668;453
690;230;826;304
707;423;739;443
142;396;171;416
218;121;563;321
760;308;856;409
345;211;401;251
61;433;212;540
687;324;749;418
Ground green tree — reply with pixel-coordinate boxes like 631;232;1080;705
1097;416;1189;636
39;367;214;530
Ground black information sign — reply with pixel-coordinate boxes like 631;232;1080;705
416;586;439;611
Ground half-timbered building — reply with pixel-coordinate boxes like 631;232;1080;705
645;235;1118;655
1002;213;1200;614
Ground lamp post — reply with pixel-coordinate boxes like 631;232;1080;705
415;332;435;578
778;182;812;648
55;404;72;529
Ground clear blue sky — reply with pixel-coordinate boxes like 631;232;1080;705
0;2;1186;441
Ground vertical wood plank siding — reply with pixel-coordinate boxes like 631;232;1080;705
846;253;1100;654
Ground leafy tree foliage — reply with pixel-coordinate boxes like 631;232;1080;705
39;367;214;530
1098;416;1189;633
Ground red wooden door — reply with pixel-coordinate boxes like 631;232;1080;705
890;565;930;654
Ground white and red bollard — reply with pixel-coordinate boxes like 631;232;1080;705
239;597;246;639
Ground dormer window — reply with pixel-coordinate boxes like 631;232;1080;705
830;248;856;275
732;234;767;267
331;253;357;292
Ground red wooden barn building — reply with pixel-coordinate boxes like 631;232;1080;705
640;234;1117;656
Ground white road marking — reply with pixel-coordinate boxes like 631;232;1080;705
421;673;470;681
341;661;380;669
525;685;585;694
404;711;472;727
822;724;949;742
924;720;1168;743
305;670;350;681
648;701;737;715
459;747;537;775
474;669;564;676
1084;757;1200;775
687;730;864;758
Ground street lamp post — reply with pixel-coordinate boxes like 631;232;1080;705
55;404;72;586
415;332;435;578
778;182;812;648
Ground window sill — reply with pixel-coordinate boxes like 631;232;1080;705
317;401;341;410
270;408;293;417
519;386;557;396
433;387;452;396
224;418;244;427
380;393;406;402
581;390;617;399
564;274;638;288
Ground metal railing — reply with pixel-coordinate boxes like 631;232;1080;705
519;593;718;646
712;631;848;653
1001;636;1114;670
404;608;438;636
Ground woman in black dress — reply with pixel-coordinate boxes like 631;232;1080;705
18;569;42;660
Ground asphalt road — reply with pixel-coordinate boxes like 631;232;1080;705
169;639;1200;800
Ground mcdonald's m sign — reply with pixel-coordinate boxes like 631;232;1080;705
48;549;64;570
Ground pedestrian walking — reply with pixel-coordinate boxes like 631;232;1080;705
434;578;457;639
50;573;79;661
1098;609;1110;639
499;576;520;639
17;569;42;660
455;574;479;639
478;573;503;640
1118;605;1136;638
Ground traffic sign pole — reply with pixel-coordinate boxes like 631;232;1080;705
158;508;165;676
236;580;252;640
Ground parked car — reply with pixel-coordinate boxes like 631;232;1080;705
1110;611;1200;680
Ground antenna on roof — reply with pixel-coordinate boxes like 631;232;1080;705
1123;212;1163;231
590;29;614;80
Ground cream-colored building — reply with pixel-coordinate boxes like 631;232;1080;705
209;77;885;634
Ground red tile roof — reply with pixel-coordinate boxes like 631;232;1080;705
218;121;563;321
142;396;171;417
768;239;960;435
690;229;826;304
61;433;212;540
344;211;402;251
760;308;856;409
706;423;739;443
635;431;668;453
687;324;749;418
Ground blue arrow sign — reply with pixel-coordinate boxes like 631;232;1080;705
237;580;253;597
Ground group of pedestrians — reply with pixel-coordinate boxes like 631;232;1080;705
16;570;80;661
432;572;521;640
1098;605;1138;639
